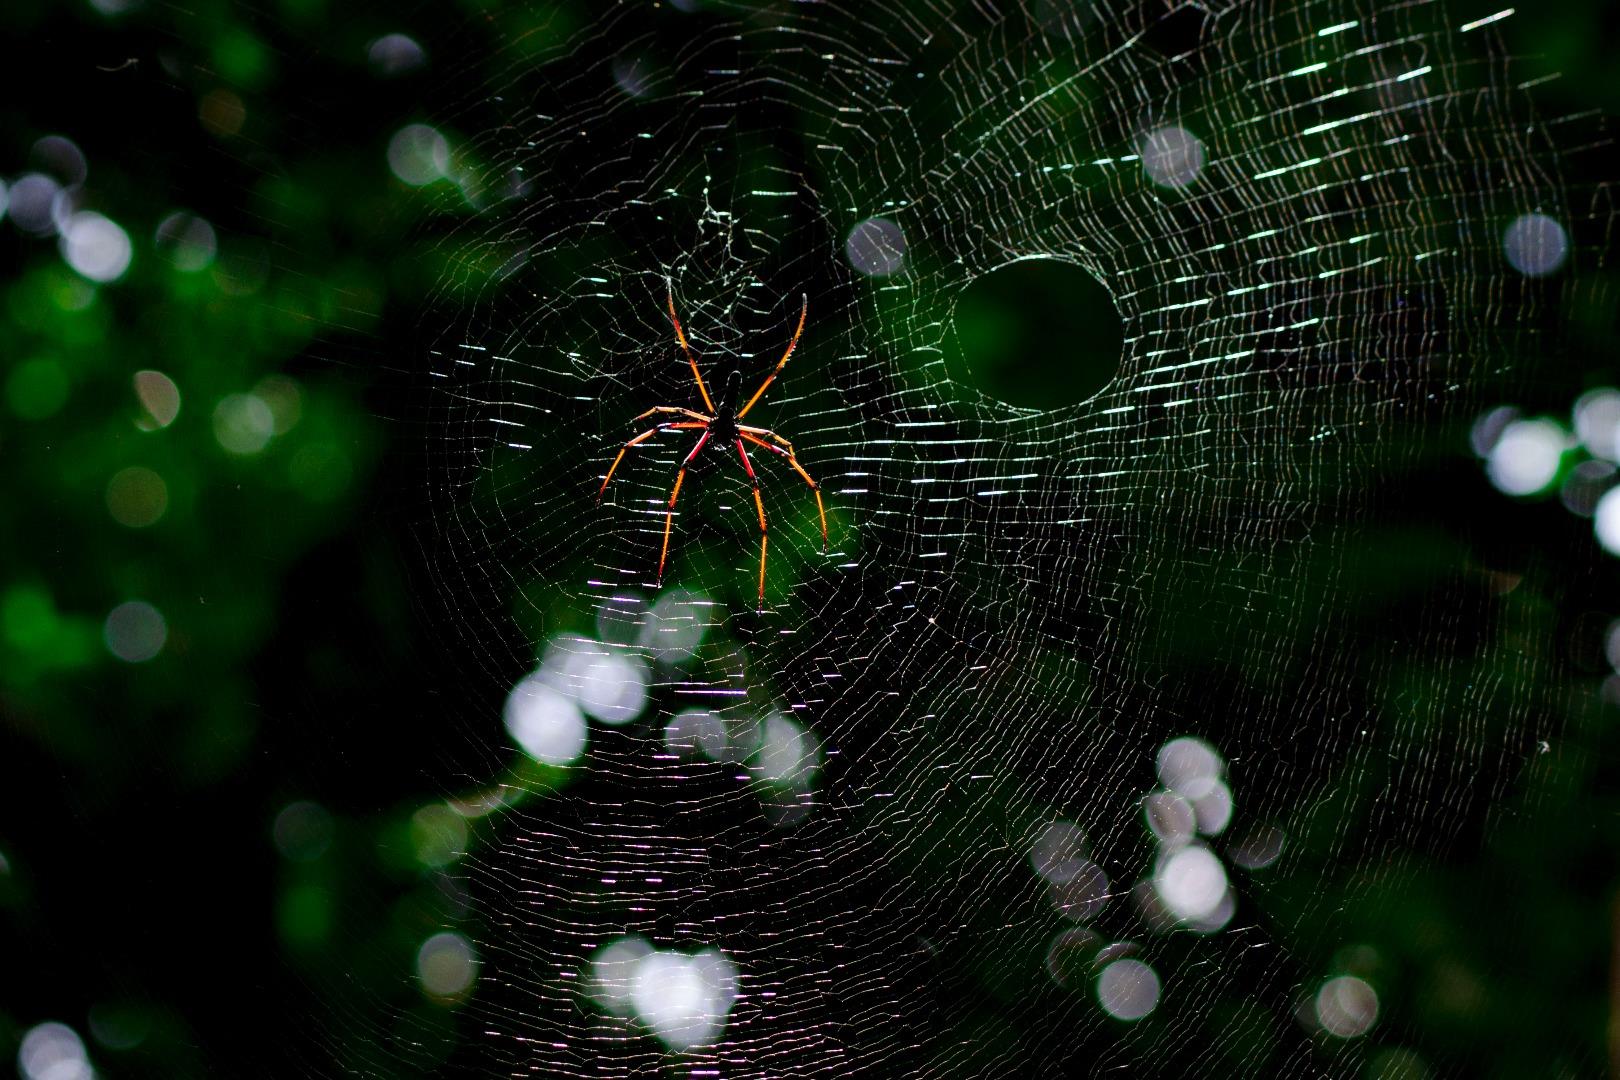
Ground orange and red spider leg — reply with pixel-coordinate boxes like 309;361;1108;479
738;424;795;455
736;295;808;420
735;439;769;605
666;288;716;414
634;405;712;425
659;429;711;583
597;421;707;503
740;430;827;550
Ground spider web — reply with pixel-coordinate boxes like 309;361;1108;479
371;1;1606;1074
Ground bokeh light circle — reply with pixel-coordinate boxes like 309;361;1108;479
504;675;589;766
417;931;478;999
388;124;451;187
103;601;166;663
1153;845;1229;921
1097;959;1161;1021
59;211;132;283
1315;975;1378;1038
17;1022;92;1080
1592;487;1620;556
1502;212;1569;277
1140;126;1206;189
1486;418;1568;496
105;466;168;528
846;217;906;276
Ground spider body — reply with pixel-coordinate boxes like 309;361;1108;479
703;370;745;447
596;290;827;606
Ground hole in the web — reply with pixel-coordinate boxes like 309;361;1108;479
949;257;1124;410
1144;4;1210;61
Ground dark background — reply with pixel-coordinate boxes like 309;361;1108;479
2;0;1619;1076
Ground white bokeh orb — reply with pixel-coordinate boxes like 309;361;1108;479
846;217;906;276
8;173;61;235
590;936;653;1014
387;124;451;186
416;931;478;998
1315;974;1378;1038
60;211;132;283
1140;126;1206;189
18;1022;92;1080
753;713;815;786
1153;844;1228;921
1144;791;1196;847
1502;212;1569;278
1097;959;1161;1021
565;651;647;725
1191;779;1233;836
1605;620;1620;673
1593;487;1620;556
1485;418;1567;496
636;588;710;662
213;393;275;455
504;675;588;766
103;600;166;663
1156;736;1223;798
1469;405;1519;458
1573;388;1620;461
630;948;739;1050
367;33;426;76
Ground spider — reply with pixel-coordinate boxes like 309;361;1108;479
596;288;828;605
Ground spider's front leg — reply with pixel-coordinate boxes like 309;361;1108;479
740;429;827;551
738;424;797;457
634;405;712;424
597;418;707;503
